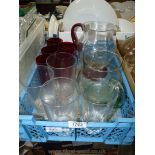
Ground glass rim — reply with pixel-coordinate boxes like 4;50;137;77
83;21;119;32
41;77;79;107
41;46;57;51
36;54;50;62
83;80;125;106
47;37;63;42
84;51;123;73
59;41;74;44
58;42;76;47
46;52;77;69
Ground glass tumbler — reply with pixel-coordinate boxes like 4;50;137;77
41;46;57;55
36;54;50;66
40;77;79;121
46;52;77;79
47;38;63;47
58;42;77;56
19;65;54;117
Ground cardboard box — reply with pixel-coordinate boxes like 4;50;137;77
116;48;135;96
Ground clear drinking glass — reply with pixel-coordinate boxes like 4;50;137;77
79;78;125;122
19;65;54;117
36;54;50;66
41;46;57;55
40;77;80;121
47;38;63;47
46;52;77;79
58;42;77;56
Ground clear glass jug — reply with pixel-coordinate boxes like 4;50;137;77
71;21;117;51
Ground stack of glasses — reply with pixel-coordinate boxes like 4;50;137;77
72;22;125;122
78;51;125;122
20;37;80;121
20;22;126;122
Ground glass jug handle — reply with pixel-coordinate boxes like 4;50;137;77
71;23;85;51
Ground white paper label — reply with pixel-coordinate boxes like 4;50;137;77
45;127;70;132
68;121;87;128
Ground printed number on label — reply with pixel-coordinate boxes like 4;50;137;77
68;121;87;128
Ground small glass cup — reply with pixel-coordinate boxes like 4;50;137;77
19;65;54;117
40;77;79;121
41;46;57;55
36;54;50;66
47;38;63;47
46;52;77;79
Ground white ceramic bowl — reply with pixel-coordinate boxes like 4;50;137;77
63;0;118;31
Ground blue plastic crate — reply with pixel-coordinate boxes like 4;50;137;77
19;59;135;145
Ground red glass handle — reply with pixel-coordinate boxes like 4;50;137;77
71;23;85;50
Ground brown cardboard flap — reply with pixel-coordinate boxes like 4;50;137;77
117;49;135;96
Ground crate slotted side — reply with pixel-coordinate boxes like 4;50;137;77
19;53;135;145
